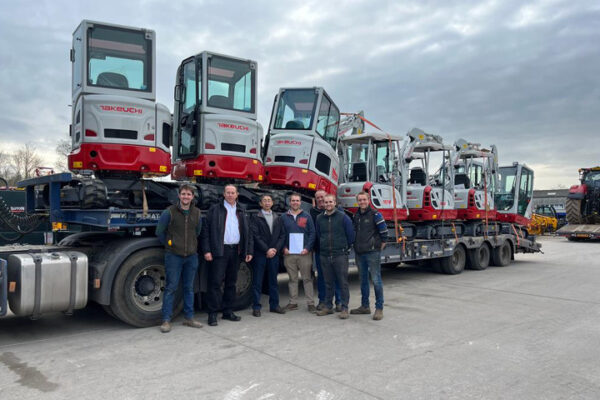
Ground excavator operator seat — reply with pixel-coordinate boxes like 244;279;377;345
350;162;367;182
454;173;471;188
208;95;231;109
97;72;129;89
285;120;304;129
409;168;427;185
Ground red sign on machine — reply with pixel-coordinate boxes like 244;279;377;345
217;123;249;131
99;105;143;114
275;140;302;145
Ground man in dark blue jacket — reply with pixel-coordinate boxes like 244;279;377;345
201;185;253;326
249;194;286;316
315;194;355;319
281;192;316;312
350;191;388;321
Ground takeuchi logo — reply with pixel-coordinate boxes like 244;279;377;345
217;123;249;131
275;140;302;145
99;105;143;114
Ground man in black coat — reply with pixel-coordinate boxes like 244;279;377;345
249;194;286;317
201;184;253;326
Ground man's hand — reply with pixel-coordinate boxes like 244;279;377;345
204;252;213;261
300;249;309;255
283;248;290;256
245;254;253;263
267;248;277;258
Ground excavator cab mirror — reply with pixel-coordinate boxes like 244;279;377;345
174;84;183;102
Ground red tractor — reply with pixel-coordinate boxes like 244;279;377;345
566;167;600;224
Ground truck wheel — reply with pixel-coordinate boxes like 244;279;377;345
439;245;466;275
110;248;182;327
565;198;583;225
467;243;490;271
491;240;512;267
230;261;253;310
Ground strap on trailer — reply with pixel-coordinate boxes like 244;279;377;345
0;259;7;317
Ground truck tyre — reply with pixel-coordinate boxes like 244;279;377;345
467;243;490;271
439;245;466;275
110;248;182;327
491;240;512;267
565;198;583;225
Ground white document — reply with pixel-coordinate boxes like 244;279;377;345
289;233;304;254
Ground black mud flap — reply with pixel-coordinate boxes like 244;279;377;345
0;258;7;317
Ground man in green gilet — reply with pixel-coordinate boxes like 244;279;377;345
156;184;204;333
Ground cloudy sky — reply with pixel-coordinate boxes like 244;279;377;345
0;0;598;189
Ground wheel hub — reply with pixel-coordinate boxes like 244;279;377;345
135;275;156;296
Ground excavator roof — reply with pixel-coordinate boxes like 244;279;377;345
340;131;406;143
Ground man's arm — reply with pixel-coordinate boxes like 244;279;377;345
250;216;268;254
305;215;316;252
374;211;389;247
155;210;170;246
200;211;212;260
343;214;356;247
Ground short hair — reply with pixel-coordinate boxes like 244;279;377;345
356;191;370;200
324;194;337;202
288;192;302;201
178;183;195;194
223;184;237;193
259;194;273;203
314;190;327;197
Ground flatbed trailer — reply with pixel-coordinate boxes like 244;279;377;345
0;173;541;327
556;224;600;240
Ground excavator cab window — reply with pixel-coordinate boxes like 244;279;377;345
273;89;317;131
87;25;151;92
375;142;391;182
517;167;534;216
316;95;340;150
207;56;255;113
178;60;199;157
495;166;517;211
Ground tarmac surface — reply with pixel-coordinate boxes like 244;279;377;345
1;236;599;399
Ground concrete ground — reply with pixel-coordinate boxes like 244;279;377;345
1;236;600;399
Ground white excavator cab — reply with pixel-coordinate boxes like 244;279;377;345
69;20;171;177
263;87;342;195
171;52;263;182
337;132;409;221
495;162;534;226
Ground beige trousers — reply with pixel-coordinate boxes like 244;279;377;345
283;253;314;306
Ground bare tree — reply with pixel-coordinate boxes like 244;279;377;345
54;139;72;172
0;150;15;184
12;143;42;181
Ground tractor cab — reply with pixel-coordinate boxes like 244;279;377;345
171;52;263;183
495;162;534;226
68;20;172;178
337;132;409;221
452;139;498;220
263;87;347;195
405;128;457;221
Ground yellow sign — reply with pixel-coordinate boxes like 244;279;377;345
73;161;83;168
159;165;167;172
258;175;263;181
194;170;203;176
308;183;316;189
253;160;258;164
149;147;156;152
302;169;308;174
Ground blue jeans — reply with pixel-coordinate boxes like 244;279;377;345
315;251;341;305
162;252;198;321
320;254;350;310
356;251;384;310
252;253;280;310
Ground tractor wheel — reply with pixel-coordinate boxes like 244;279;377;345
565;198;583;225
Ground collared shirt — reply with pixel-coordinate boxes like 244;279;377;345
223;200;240;245
261;209;274;233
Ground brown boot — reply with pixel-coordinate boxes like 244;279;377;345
339;309;349;319
316;308;333;316
285;303;299;311
182;318;203;328
373;309;383;321
350;306;371;315
160;321;171;333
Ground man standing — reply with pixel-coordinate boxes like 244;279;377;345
310;190;341;311
156;184;204;333
250;194;286;316
202;184;253;326
316;194;355;319
350;191;388;321
281;192;316;313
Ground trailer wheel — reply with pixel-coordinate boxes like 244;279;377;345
439;245;466;275
491;240;512;267
467;243;491;271
110;248;182;327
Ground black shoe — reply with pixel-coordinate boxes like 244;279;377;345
269;306;286;314
222;312;241;322
252;309;261;317
208;313;218;326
